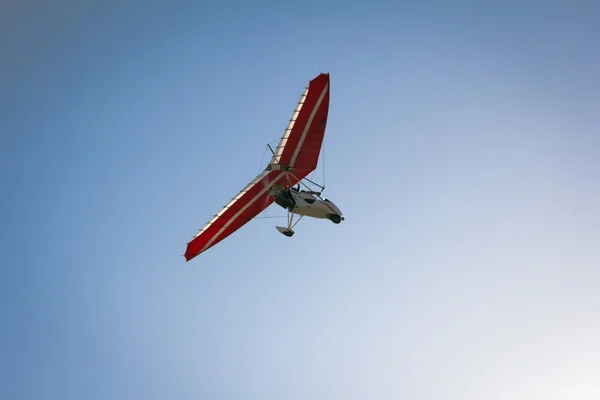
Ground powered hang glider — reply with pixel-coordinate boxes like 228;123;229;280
184;73;343;261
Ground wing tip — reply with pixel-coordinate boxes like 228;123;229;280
184;252;199;262
310;72;330;88
184;243;202;262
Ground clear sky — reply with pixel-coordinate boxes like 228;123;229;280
2;1;599;399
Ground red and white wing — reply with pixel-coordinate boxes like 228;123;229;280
184;170;296;261
270;73;330;176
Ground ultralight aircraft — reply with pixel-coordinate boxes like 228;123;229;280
184;73;343;261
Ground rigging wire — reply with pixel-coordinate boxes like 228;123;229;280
312;134;326;190
257;138;281;174
323;134;325;188
257;145;268;174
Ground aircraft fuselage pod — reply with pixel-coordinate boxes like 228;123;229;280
274;188;344;224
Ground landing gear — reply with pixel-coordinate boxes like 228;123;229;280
328;214;343;224
276;226;295;237
276;208;304;237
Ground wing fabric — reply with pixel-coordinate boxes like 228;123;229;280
270;73;330;172
184;170;301;260
270;87;308;166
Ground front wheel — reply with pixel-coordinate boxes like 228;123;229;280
328;214;342;224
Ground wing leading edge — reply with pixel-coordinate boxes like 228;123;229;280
270;73;330;172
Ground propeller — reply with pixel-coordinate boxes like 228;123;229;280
258;144;297;215
255;144;278;215
258;168;286;217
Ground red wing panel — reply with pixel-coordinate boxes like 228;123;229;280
184;170;301;261
277;73;330;172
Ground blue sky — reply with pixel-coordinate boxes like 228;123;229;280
2;1;599;399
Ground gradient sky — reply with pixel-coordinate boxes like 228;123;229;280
2;1;600;399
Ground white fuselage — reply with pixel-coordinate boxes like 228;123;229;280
289;190;343;220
